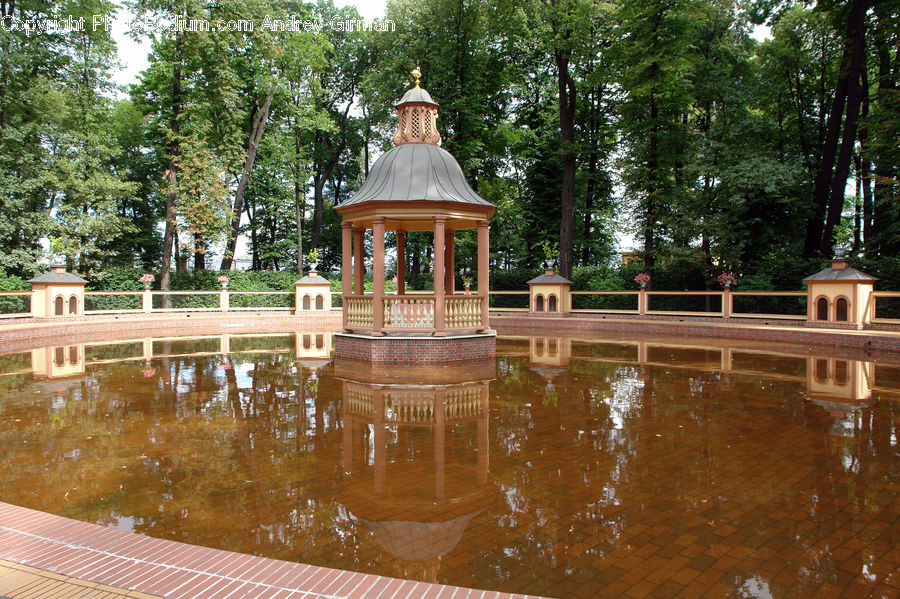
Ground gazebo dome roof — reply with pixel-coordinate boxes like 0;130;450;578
338;74;494;215
339;143;493;208
395;86;437;106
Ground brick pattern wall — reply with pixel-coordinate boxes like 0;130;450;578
0;312;343;353
515;310;900;332
491;314;900;353
334;333;496;364
2;311;897;357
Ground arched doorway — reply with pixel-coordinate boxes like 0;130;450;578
816;297;828;321
835;298;848;321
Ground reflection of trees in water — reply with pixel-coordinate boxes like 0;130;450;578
0;339;898;596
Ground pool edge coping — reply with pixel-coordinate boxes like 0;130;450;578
0;502;551;599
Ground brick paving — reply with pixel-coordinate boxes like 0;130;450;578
0;559;161;599
0;503;546;599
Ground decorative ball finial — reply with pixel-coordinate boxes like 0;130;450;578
411;66;421;88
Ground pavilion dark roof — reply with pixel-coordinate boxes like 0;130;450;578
295;273;331;285
28;271;87;284
803;264;878;282
528;271;572;285
340;143;494;208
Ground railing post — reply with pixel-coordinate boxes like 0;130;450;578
220;288;229;312
639;288;647;316
143;289;152;313
372;217;386;335
477;219;490;332
433;216;446;336
342;221;352;331
723;287;731;318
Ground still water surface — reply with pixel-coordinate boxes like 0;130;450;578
1;333;899;598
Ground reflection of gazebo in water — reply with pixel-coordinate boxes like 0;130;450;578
333;69;496;363
334;360;498;581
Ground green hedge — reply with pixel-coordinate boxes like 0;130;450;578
0;269;29;315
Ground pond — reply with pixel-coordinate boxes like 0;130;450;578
0;332;898;598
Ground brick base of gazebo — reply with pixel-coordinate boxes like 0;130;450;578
334;332;496;364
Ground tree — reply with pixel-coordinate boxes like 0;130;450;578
615;0;695;271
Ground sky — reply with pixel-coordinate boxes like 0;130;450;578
111;0;389;89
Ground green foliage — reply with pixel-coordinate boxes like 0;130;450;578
0;269;30;315
0;0;896;291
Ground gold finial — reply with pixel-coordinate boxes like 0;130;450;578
411;66;421;88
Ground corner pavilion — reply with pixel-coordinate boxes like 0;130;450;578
333;71;496;362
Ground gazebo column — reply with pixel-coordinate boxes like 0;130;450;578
342;385;353;478
396;231;406;295
372;217;386;335
374;387;385;493
477;220;490;332
435;389;446;501
444;229;455;295
478;380;490;483
353;227;364;294
433;217;446;335
341;222;352;331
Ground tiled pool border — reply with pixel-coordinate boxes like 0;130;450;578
1;311;898;355
0;503;545;599
492;313;900;353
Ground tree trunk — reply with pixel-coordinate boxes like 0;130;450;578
644;71;660;271
821;0;867;255
582;87;600;265
193;232;205;270
310;94;355;250
871;0;898;255
160;32;182;298
556;51;576;279
220;91;273;270
858;57;874;248
853;153;862;253
310;137;341;250
295;182;303;273
293;122;304;273
803;0;864;259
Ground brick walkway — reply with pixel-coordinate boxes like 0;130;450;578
0;559;161;598
0;503;545;599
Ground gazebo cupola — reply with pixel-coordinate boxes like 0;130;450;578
333;68;496;362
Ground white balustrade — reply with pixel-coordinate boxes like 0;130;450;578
347;297;375;328
385;297;435;329
444;297;482;328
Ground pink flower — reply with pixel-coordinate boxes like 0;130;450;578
140;368;156;377
717;273;738;287
219;363;232;370
391;275;398;285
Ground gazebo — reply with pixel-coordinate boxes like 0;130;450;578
334;359;498;581
333;69;496;362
